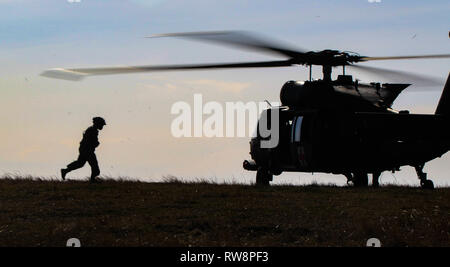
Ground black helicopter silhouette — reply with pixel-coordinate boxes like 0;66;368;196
42;31;450;189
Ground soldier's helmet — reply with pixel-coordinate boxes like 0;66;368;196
93;117;107;126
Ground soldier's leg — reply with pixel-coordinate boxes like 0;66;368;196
87;153;100;181
66;154;87;172
61;154;87;180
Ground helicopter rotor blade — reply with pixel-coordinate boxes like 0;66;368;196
147;31;307;59
360;54;450;62
348;64;443;90
42;31;450;82
41;60;294;81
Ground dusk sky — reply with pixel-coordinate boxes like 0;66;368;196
0;0;449;186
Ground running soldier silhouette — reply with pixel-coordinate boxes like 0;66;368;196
61;117;106;183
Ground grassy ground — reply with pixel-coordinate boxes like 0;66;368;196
0;177;448;247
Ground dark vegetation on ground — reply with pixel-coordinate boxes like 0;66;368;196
0;176;448;247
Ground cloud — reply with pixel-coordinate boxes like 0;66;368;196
130;0;165;7
185;79;252;93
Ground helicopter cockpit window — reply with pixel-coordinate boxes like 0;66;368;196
291;116;303;143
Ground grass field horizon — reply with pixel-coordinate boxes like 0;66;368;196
0;176;449;247
1;173;448;188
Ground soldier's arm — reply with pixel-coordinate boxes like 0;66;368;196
83;127;99;147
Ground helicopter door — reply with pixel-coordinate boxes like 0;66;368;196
291;116;308;168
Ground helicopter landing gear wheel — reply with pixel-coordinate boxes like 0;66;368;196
352;172;368;187
256;168;272;186
372;172;381;188
415;164;434;190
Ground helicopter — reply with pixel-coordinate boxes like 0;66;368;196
41;31;450;189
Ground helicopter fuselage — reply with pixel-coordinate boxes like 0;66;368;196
247;108;449;175
244;75;450;186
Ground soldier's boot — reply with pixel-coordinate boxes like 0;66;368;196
90;178;101;184
61;169;68;181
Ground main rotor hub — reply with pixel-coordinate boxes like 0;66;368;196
290;50;363;81
292;50;362;67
